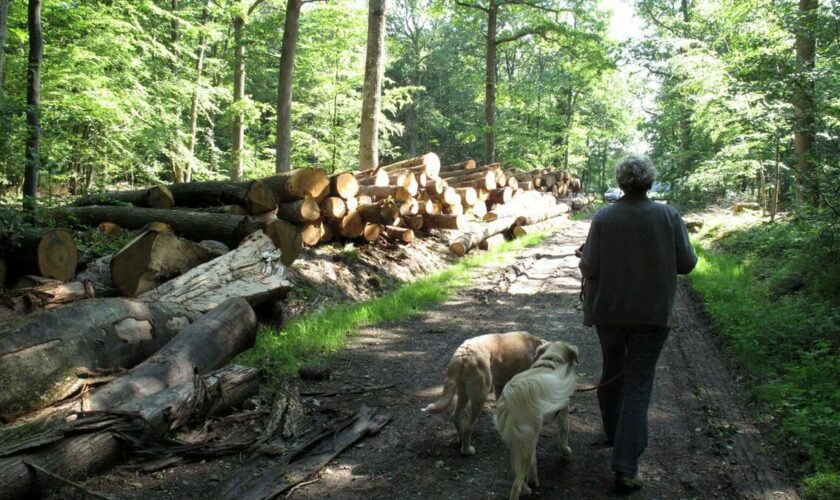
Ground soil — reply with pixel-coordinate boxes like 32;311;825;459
71;219;800;500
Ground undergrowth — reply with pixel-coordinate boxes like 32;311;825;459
687;209;839;495
238;231;551;381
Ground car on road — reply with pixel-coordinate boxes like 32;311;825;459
604;187;622;203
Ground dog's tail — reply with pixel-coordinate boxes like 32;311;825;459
422;358;461;413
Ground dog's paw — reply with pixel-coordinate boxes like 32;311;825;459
459;445;476;456
559;445;572;459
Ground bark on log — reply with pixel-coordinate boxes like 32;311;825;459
443;203;463;215
74;255;116;297
319;223;334;243
438;186;461;206
486;187;512;205
50;206;264;249
438;164;498;180
110;229;218;297
0;364;259;500
484;191;556;222
401;215;423;231
357;200;399;226
513;202;570;227
424;177;447;196
384;226;413;243
167;180;276;215
4;276;94;312
470;199;487;219
419;197;441;215
260;219;302;266
262;167;330;203
344;196;359;212
276;199;320;224
329;172;359;199
446;171;496;191
478;233;506;251
70;185;174;209
355;168;390;187
449;216;518;256
0;228;78;283
422;214;468;230
139;231;293;313
319;197;346;220
376;152;440;177
357;185;412;202
439;159;475;172
0;299;199;421
511;214;567;238
88;298;256;411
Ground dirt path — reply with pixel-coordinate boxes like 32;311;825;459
85;220;800;499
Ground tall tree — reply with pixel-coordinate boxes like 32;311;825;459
359;0;387;172
22;0;42;203
793;0;817;203
275;0;303;173
231;2;246;181
0;0;10;88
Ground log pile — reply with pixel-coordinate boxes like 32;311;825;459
0;154;592;495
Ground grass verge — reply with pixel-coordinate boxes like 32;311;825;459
686;210;839;497
238;230;553;380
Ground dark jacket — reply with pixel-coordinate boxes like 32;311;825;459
579;192;697;327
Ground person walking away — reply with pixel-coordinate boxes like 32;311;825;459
578;155;697;493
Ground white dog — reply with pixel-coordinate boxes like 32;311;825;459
494;341;579;500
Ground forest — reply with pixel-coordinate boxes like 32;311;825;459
0;0;838;498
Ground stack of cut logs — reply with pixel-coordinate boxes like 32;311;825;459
0;152;590;497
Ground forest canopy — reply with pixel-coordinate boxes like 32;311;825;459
0;0;836;213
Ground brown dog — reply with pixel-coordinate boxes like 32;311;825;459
495;341;579;499
422;331;547;455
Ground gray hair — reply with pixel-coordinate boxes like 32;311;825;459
615;155;657;194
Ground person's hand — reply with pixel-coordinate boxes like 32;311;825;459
575;244;584;258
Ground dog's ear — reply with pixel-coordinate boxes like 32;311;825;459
569;344;580;365
535;342;550;359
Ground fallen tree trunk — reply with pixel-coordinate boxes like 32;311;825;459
511;214;568;238
422;214;468;230
513;202;570;227
50;206;264;249
355;168;390;187
478;233;506;251
376;152;440;177
0;277;94;320
139;231;293;313
384;226;413;244
0;299;199;421
455;187;477;207
110;229;219;297
0;228;79;283
262;167;330;203
439;159;475;173
0;364;259;500
167;180;276;215
357;185;412;202
300;222;325;246
446;171;496;191
74;256;116;297
361;223;382;242
319;197;346;220
357;200;399;226
88;298;256;411
70;185;174;209
448;216;518;256
338;211;365;239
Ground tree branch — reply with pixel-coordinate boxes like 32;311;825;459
455;0;489;14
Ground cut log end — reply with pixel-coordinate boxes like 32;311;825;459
449;242;467;257
362;223;382;242
147;185;175;209
97;222;123;236
331;172;360;199
263;220;303;266
38;229;79;282
300;222;325;247
246;181;278;215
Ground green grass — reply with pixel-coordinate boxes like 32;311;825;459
687;210;839;493
238;231;552;380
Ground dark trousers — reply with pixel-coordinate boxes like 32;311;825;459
596;324;669;476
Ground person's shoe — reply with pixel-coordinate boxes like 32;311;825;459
614;472;643;494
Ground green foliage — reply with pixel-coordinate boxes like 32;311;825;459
688;213;840;479
238;231;551;380
802;472;840;500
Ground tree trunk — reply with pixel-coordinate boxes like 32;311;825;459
262;167;330;202
0;365;259;500
439;163;499;180
357;200;399;226
110;229;220;297
0;0;10;87
513;201;570;227
357;185;412;202
88;298;256;410
446;171;497;191
383;225;413;243
375;152;441;177
361;222;382;242
22;0;43;203
511;214;567;238
358;0;386;171
319;197;346;220
0;277;94;323
793;0;817;204
484;190;555;221
275;0;303;173
70;185;175;209
51;206;266;249
484;3;497;165
167;180;276;214
440;159;475;173
448;215;516;256
231;9;246;181
300;221;324;246
139;231;294;312
486;186;512;206
0;299;199;421
187;0;213;183
338;210;365;238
